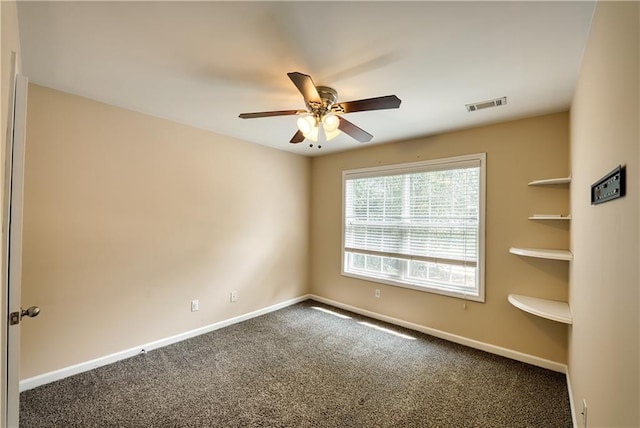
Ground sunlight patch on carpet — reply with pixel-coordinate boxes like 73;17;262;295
311;306;352;319
358;321;416;340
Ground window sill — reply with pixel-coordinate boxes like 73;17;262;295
341;271;484;302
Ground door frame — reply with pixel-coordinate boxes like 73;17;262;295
2;51;28;428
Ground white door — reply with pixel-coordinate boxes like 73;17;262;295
2;53;31;428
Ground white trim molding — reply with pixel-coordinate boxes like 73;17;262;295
20;295;311;391
21;293;570;394
309;294;569;374
341;153;487;303
565;370;578;428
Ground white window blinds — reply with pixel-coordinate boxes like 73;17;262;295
342;154;485;301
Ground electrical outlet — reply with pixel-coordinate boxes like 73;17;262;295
230;291;238;303
191;299;199;312
581;399;587;427
375;289;381;298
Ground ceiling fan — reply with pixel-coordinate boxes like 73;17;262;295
239;72;401;146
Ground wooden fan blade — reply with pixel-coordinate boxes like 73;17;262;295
338;117;373;143
239;109;301;119
287;72;322;104
290;130;305;144
335;95;401;114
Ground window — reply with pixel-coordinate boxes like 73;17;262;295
342;153;486;302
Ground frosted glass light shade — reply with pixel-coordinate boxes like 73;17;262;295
322;113;340;132
303;126;319;142
296;115;316;134
325;128;341;141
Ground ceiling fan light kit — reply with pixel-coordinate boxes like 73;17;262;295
296;112;341;143
239;72;401;148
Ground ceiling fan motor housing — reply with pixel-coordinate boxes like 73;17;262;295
308;86;339;117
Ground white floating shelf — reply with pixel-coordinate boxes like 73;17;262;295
508;294;572;324
509;247;573;261
528;215;572;220
528;177;571;186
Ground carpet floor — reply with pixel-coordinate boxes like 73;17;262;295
20;300;572;427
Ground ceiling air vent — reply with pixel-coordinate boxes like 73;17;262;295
466;96;507;112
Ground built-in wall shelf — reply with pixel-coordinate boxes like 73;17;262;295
509;175;572;325
508;294;572;324
528;215;572;220
528;177;571;186
509;247;573;261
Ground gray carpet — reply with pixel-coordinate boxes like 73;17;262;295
20;300;572;427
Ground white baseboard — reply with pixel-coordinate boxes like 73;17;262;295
309;294;569;374
21;293;569;392
20;294;311;392
566;370;577;428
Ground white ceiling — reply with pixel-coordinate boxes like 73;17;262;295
17;1;595;156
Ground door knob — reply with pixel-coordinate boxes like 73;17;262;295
20;306;40;320
9;306;40;325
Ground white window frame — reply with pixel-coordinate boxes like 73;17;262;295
341;153;486;302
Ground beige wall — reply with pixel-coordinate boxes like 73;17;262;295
20;84;310;378
569;2;639;427
310;112;570;364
